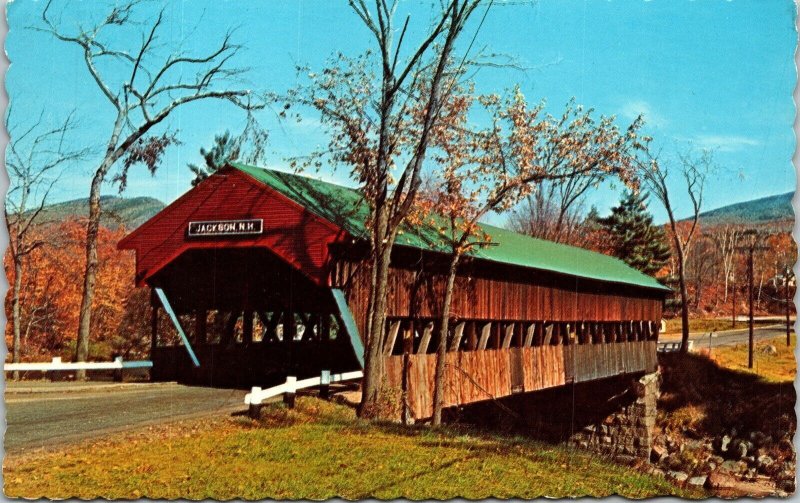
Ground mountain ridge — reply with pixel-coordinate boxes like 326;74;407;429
30;195;165;230
695;191;793;227
29;190;796;233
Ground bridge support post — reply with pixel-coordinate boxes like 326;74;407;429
150;289;159;381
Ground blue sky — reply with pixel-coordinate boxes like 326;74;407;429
6;0;797;224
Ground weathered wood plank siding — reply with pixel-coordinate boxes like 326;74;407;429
385;340;657;419
330;255;664;341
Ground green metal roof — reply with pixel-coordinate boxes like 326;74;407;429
231;162;670;292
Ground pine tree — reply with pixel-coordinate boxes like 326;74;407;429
598;191;671;278
188;131;241;186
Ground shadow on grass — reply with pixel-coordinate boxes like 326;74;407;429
658;353;795;442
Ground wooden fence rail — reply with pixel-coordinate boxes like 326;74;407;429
245;370;363;417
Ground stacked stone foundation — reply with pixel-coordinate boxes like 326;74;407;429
568;372;659;462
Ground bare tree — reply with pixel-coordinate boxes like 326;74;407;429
686;234;718;310
508;188;590;245
5;106;89;375
640;148;711;354
507;125;610;247
40;0;266;375
713;224;741;303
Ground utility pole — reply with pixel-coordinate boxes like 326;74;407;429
732;276;737;329
785;266;794;347
736;230;769;369
748;248;754;369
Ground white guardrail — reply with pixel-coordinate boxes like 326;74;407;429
656;341;694;353
4;356;153;372
245;369;363;417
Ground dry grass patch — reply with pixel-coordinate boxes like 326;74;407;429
658;351;795;457
663;317;776;336
709;334;796;383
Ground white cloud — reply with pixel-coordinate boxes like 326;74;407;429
691;134;760;152
620;99;667;128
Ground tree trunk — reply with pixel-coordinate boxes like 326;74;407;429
432;253;460;425
732;272;737;328
695;276;702;309
74;169;105;378
723;266;729;303
677;250;691;355
357;0;467;418
11;258;23;379
359;206;393;418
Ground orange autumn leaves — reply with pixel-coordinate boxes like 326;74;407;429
4;219;139;360
414;86;647;259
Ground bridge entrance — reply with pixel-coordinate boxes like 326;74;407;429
148;247;362;388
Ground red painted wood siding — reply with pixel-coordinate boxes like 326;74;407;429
119;168;349;286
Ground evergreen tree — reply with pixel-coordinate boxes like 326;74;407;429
585;205;601;224
598;191;671;277
188;131;240;186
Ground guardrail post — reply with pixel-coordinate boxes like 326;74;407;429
47;357;61;381
248;387;262;419
320;370;331;399
283;376;297;408
113;355;123;382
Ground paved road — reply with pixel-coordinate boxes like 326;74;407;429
5;383;248;454
662;324;791;349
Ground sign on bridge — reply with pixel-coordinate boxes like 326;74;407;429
188;219;263;238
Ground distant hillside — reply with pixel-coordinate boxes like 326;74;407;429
696;191;793;227
34;195;165;230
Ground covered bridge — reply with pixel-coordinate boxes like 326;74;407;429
119;163;669;420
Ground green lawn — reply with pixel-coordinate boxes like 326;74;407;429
5;398;698;499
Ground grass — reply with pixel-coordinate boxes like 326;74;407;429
662;317;777;336
4;397;698;500
709;334;796;383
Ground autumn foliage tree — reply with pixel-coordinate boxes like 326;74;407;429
285;0;487;418
5;108;89;374
418;88;649;424
40;0;267;376
4;219;140;362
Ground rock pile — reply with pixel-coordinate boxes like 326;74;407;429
650;427;795;496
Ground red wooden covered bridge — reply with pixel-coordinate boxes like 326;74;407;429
119;162;669;420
